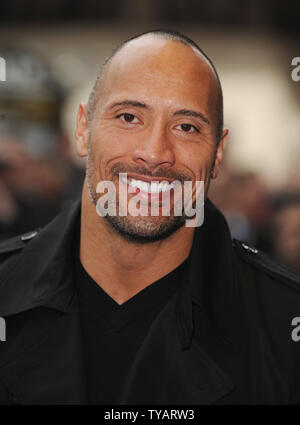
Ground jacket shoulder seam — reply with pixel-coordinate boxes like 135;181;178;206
232;239;300;291
0;230;39;256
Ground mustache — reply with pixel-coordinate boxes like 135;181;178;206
110;162;192;184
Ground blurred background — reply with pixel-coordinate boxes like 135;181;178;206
0;0;299;273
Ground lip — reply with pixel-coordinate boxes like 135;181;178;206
125;173;175;184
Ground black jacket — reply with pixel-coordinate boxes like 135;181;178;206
0;199;299;405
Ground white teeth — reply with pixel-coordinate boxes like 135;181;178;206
121;176;174;194
141;181;149;192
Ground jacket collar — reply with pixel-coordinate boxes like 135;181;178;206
0;198;239;346
176;199;240;349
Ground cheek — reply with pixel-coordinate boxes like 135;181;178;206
179;147;215;181
89;128;132;180
92;124;135;158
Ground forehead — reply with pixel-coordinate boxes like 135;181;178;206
99;37;217;112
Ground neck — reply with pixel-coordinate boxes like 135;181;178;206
79;181;195;304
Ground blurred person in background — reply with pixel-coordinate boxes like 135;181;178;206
270;193;300;274
0;47;83;240
210;166;272;247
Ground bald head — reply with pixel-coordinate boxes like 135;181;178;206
87;30;223;142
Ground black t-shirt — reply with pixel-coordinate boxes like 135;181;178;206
74;242;186;404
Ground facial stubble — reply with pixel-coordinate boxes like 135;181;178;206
86;145;190;244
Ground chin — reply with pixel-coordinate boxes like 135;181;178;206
103;214;185;244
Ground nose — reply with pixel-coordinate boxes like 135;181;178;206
132;123;175;171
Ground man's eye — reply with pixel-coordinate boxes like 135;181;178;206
177;123;199;133
117;113;138;123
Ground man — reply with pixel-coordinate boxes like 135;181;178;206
270;193;300;274
0;30;299;405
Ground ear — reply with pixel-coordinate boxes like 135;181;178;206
211;128;229;179
75;103;89;157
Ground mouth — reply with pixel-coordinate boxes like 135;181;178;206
120;174;176;195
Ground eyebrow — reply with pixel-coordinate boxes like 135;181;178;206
173;109;210;125
108;100;149;110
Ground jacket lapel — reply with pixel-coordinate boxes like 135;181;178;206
118;291;234;404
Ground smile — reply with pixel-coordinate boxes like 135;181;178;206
120;175;175;194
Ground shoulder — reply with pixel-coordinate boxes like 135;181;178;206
232;239;300;293
232;239;300;352
0;230;39;261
